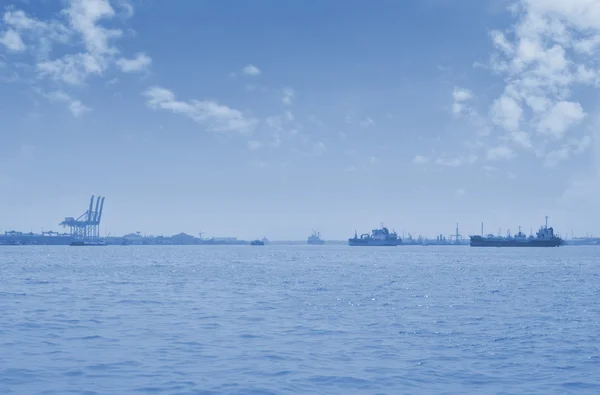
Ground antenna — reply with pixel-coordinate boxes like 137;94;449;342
545;215;549;229
481;222;484;236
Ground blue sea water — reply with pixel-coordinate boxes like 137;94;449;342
1;245;599;394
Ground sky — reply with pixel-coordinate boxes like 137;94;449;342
1;0;599;240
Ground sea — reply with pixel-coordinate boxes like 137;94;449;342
1;245;599;394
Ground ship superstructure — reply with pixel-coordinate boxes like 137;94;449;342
348;224;401;246
469;217;563;247
307;230;325;245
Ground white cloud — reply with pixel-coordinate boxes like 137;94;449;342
509;130;533;149
0;1;153;124
116;1;135;18
451;87;493;137
544;135;592;167
490;30;513;55
574;35;600;54
543;146;570;167
470;0;600;165
452;86;474;116
242;64;260;76
37;52;106;85
435;154;477;167
143;86;256;134
42;90;90;117
453;87;473;102
0;29;26;52
360;117;375;128
435;157;462;167
265;113;292;131
270;132;282;147
1;1;147;88
2;9;71;55
491;95;522;131
65;0;122;55
116;53;151;73
263;110;303;148
4;9;49;31
247;140;263;150
413;155;429;165
537;101;586;139
368;156;378;165
38;0;122;83
313;142;326;155
575;64;598;84
282;87;294;105
68;99;91;117
487;145;514;161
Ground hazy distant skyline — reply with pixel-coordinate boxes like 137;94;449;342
1;0;600;240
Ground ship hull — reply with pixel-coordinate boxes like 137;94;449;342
308;240;325;245
470;238;562;247
70;240;107;246
348;238;401;246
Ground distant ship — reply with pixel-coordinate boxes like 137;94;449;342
250;239;265;246
71;240;107;246
469;217;563;247
567;237;600;245
307;230;325;245
348;225;401;246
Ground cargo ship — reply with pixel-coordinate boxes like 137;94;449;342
250;239;265;246
307;230;325;245
348;225;401;246
469;217;563;247
70;240;107;246
567;237;600;245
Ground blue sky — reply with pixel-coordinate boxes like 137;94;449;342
1;0;599;240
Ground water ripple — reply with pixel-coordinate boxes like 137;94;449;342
0;245;599;394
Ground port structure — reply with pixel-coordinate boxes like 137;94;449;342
59;195;105;241
449;222;463;243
